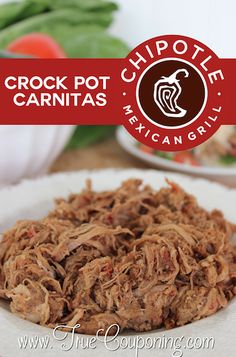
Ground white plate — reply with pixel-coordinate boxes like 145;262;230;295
116;127;236;187
0;169;236;357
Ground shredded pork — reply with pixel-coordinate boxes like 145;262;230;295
0;179;236;334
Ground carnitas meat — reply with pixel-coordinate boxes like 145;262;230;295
0;179;235;334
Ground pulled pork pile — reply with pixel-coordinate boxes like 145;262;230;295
0;179;236;334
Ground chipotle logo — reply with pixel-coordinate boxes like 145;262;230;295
121;35;224;151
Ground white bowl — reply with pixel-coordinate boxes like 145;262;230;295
117;127;236;187
0;3;75;186
0;125;74;185
0;169;236;357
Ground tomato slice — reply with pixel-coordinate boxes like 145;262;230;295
139;144;154;154
173;152;200;166
229;148;236;158
7;33;66;58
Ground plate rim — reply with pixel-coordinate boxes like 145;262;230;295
116;126;236;177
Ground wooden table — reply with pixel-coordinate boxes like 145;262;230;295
51;137;236;188
51;138;147;172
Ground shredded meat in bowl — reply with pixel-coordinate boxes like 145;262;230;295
0;179;236;334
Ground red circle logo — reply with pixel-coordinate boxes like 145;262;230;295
121;35;224;151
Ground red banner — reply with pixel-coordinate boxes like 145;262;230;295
0;35;236;151
221;59;236;124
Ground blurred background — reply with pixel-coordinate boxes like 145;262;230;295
0;0;235;187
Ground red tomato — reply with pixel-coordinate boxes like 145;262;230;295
229;148;236;157
7;33;66;58
139;144;154;154
173;152;200;166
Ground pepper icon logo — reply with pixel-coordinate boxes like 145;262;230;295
137;58;207;128
154;69;189;118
